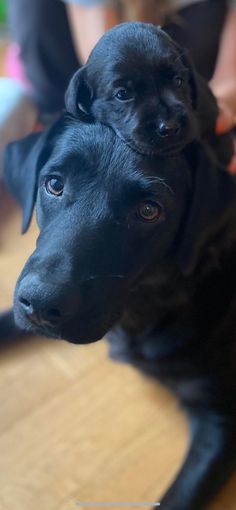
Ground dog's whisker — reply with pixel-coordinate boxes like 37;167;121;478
173;51;187;63
81;274;125;283
145;176;175;195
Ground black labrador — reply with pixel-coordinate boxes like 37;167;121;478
2;115;236;510
65;21;233;165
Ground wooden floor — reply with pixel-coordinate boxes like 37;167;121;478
0;52;236;510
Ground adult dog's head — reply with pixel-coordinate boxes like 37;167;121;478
4;116;234;344
65;22;218;156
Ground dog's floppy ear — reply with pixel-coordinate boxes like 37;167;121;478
162;28;218;134
65;65;93;119
177;143;236;276
3;131;48;234
3;117;64;234
178;47;234;166
180;49;218;134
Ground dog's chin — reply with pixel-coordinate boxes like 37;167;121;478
57;331;104;345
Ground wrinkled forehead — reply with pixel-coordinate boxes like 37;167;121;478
42;121;136;180
41;124;189;204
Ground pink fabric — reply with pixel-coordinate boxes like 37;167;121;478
4;43;32;91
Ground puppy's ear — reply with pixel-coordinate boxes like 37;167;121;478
180;49;218;134
177;143;236;276
65;66;93;119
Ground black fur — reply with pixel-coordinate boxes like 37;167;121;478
65;22;233;165
2;116;236;509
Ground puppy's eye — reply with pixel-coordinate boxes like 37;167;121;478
136;201;162;222
45;177;64;196
115;87;134;102
173;76;184;88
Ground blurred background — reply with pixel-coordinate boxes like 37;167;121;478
0;0;236;149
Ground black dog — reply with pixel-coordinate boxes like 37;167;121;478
2;115;236;509
65;22;233;165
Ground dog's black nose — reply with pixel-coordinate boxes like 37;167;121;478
19;295;63;327
158;121;181;138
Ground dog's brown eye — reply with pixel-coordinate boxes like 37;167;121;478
45;177;64;196
115;87;133;101
136;201;161;222
174;76;184;88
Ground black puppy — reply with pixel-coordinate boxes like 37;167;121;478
65;22;233;165
2;116;236;510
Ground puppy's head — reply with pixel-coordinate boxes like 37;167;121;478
4;117;233;344
65;22;217;156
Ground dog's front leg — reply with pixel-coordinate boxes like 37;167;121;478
0;308;27;344
158;409;236;510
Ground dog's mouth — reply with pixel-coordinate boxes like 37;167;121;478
112;120;196;157
126;138;187;157
13;308;106;344
13;295;123;345
112;128;188;156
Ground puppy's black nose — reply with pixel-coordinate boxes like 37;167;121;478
19;296;63;327
158;121;181;138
